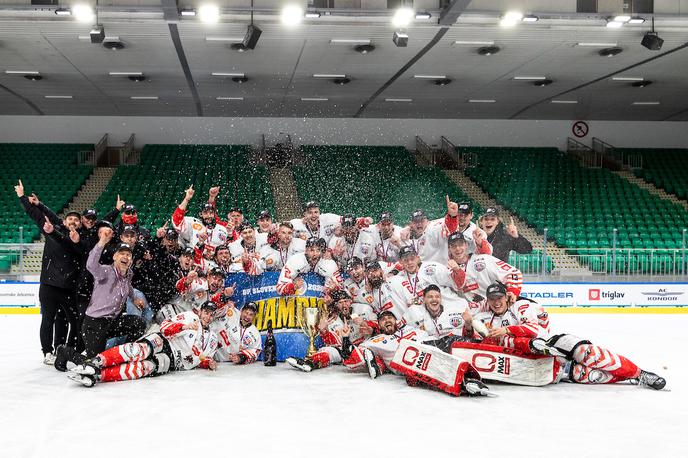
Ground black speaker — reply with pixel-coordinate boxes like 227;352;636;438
243;25;262;50
393;31;408;47
641;32;663;50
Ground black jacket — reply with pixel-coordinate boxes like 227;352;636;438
132;238;186;311
20;196;84;290
486;223;533;262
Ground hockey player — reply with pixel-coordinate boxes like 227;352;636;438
255;209;278;247
290;201;342;245
172;185;229;258
256;222;306;272
447;232;523;303
276;237;341;296
403;285;472;338
342;257;366;302
228;223;265;274
328;215;377;271
67;301;220;387
365;212;404;263
285;290;376;372
212;302;262;364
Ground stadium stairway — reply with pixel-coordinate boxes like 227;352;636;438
61;167;117;217
614;170;688;212
442;169;589;275
269;167;302;221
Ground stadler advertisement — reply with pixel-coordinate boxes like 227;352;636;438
520;283;688;307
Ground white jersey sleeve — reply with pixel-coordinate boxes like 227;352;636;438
161;311;220;371
212;307;262;364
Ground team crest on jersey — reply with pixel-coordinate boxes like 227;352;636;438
474;261;486;272
424;265;435;275
266;258;274;266
450;316;461;327
325;227;334;236
192;222;203;231
227;309;234;317
242;335;253;346
366;296;374;304
361;245;370;255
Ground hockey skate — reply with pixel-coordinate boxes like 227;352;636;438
54;345;85;372
67;371;97;388
363;349;382;379
529;338;566;357
286;357;314;372
631;370;667;390
70;358;101;376
462;378;494;397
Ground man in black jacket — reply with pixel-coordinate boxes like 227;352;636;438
15;179;84;364
115;203;151;241
478;207;533;263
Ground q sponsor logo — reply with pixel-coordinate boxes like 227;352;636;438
471;353;511;375
401;346;432;371
641;288;684;302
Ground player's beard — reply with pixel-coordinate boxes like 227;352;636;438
368;276;383;289
202;217;216;229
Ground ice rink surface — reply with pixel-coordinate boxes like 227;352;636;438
1;313;686;458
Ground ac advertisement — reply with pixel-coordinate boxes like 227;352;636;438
520;283;688;307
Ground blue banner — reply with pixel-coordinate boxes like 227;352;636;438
225;272;327;361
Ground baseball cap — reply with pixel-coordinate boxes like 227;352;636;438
200;203;215;213
347;257;364;271
341;215;356;227
229;207;243;214
122;203;137;213
114;242;133;254
237;222;253;233
257;209;272;220
364;260;381;271
330;290;352;303
180;247;194;258
398;245;417;259
305;237;326;250
457;202;472;214
122;225;138;235
200;300;217;312
411;209;426;222
447;232;467;246
165;228;179;240
379;212;393;223
83;209;97;219
65;210;81;219
482;207;499;218
486;282;507;299
95;220;115;232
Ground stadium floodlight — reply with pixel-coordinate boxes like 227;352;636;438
392;7;414;28
613;15;631;23
180;9;197;17
281;5;304;27
73;4;95;23
522;15;539;22
305;11;321;19
500;11;523;27
628;17;646;24
55;8;71;16
415;12;431;20
199;4;220;24
606;20;624;28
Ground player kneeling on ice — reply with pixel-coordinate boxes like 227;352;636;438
340;310;490;396
68;301;220;387
286;290;377;372
211;301;262;364
451;282;666;390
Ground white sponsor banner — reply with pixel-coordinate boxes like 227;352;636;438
0;281;40;308
521;283;688;307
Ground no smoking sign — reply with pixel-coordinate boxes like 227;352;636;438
572;121;589;138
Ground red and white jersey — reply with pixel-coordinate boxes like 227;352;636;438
227;238;260;273
258;238;306;272
343;277;366;303
473;298;550;348
328;231;377;271
422;220;492;264
402;302;468;338
172;207;230;258
160;311;220;371
194;257;218;274
255;231;271;253
211;306;262;364
362;224;404;263
276;253;341;296
455;254;523;302
290;213;341;245
171;277;209;312
320;314;372;347
360;324;430;373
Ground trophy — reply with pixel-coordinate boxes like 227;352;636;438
298;304;326;358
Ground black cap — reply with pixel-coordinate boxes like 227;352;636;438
207;267;226;278
83;209;97;219
305;237;326;250
165;228;179;240
257;209;272;220
457;202;472;214
122;224;138;234
243;301;258;313
398;245;417;259
237;222;253;233
229;207;243;214
330;290;352;303
347;257;364;271
303;201;319;211
64;210;81;219
341;215;356;227
411;209;426;222
423;284;441;295
378;310;396;320
486;282;507;299
447;232;467;246
180;247;194;258
95;220;115;232
200;300;217;312
200;203;215;213
114;242;133;254
365;260;381;271
379;212;393;223
122;203;137;213
482;207;499;218
214;244;230;255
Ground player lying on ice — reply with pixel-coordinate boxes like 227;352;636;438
67;301;220;387
451;281;666;390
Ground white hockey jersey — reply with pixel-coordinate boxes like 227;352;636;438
290;213;341;245
276;253;341;296
211;306;262;363
328;231;377;271
472;298;550;348
359;324;430;374
402;302;468;338
361;224;404;263
456;254;523;302
227;238;260;273
422;220;488;264
257;238;306;272
172;210;230;259
160;311;220;371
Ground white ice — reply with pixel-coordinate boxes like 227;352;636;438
0;313;685;458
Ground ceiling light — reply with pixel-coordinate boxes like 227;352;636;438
414;75;447;79
211;72;245;77
355;44;376;54
513;76;547;80
500;11;523;27
109;72;144;76
130;96;158;100
330;39;371;45
551;100;578;104
313;74;347;79
598;47;623;57
392;7;414;28
577;42;618;47
632;80;653;87
44;95;73;99
613;15;631;22
612;77;644;81
199;4;220;24
54;8;71;16
180;9;196;17
205;36;243;42
5;70;40;75
478;46;500;56
393;31;408;47
632;101;659;105
468;99;496;103
522;15;539;22
216;97;244;100
454;40;495;46
415;12;432;20
305;11;321;19
606;20;624;28
281;5;304;27
385;98;412;102
73;4;94;23
628;17;646;24
301;97;328;101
